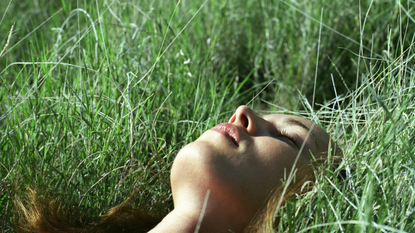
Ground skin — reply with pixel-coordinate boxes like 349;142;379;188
149;106;331;233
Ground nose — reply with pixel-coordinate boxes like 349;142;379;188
229;105;262;135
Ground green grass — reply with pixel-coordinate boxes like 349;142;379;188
1;0;415;232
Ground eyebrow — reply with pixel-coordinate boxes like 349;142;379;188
283;118;320;150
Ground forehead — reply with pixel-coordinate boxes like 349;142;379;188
262;114;315;126
262;114;331;153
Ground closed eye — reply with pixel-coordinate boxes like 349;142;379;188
280;133;298;147
272;128;298;147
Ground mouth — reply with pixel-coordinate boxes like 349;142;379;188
209;123;240;147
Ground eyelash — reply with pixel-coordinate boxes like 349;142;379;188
278;130;298;147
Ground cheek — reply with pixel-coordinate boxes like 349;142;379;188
253;139;306;182
257;139;297;164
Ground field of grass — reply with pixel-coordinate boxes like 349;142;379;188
1;0;415;232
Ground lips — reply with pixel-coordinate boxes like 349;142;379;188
209;123;240;147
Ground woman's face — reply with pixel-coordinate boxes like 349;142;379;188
171;106;331;222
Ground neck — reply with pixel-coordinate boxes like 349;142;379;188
148;209;199;233
149;201;248;233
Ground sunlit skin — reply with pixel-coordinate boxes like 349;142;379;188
149;106;331;233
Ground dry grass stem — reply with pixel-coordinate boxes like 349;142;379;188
0;23;14;59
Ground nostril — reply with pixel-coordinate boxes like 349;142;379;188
241;114;249;128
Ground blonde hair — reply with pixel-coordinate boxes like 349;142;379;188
14;189;160;233
245;139;343;233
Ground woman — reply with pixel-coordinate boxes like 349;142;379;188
15;106;341;233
